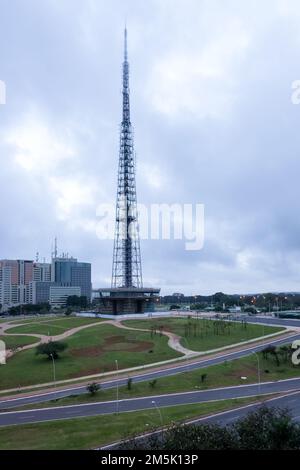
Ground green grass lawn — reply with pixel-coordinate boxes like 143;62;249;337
6;317;105;336
14;349;300;411
123;318;284;351
0;323;181;390
1;315;64;324
0;335;38;349
0;397;261;450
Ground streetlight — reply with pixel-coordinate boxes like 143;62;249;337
115;359;119;414
152;400;163;426
253;351;261;395
50;353;57;401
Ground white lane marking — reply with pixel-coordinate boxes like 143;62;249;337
1;332;299;406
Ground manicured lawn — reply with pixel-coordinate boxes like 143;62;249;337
0;397;261;450
1;315;64;324
15;348;300;410
0;324;181;390
0;335;38;349
123;318;284;351
6;317;105;336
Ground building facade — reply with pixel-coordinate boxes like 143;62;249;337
0;255;92;310
50;286;81;309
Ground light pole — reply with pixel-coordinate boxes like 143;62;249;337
152;400;163;426
253;351;261;395
115;359;119;414
50;353;57;401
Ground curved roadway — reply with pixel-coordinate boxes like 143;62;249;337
0;316;299;426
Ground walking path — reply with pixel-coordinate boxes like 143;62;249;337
0;317;197;357
0;315;297;360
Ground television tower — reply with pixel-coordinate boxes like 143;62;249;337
112;28;142;288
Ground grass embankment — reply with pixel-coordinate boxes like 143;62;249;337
0;336;38;349
124;318;284;351
6;317;105;336
12;350;300;411
0;397;262;450
0;323;181;390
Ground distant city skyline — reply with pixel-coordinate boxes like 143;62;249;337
1;1;300;295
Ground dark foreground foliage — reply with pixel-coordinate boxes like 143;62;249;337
119;406;300;450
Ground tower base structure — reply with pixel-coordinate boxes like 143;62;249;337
93;287;160;315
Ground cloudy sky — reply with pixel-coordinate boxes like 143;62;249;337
1;0;300;295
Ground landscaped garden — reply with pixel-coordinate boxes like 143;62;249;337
123;317;284;351
6;317;105;336
0;323;182;390
13;343;300;410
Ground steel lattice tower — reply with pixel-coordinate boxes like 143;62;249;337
112;28;143;288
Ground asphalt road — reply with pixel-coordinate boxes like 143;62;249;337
0;316;299;410
236;315;300;329
100;390;300;449
1;377;300;426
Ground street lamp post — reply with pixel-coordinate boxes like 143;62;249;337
115;359;119;414
152;400;163;426
253;351;261;395
50;353;57;400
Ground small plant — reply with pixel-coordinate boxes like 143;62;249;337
127;377;133;390
149;379;157;389
86;382;100;396
201;373;207;383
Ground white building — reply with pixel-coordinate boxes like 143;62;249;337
0;265;12;308
49;286;81;309
33;263;51;282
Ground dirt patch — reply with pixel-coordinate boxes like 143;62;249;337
69;367;102;379
69;335;154;358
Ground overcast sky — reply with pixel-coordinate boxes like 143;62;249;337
1;0;300;295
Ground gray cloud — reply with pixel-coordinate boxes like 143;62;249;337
0;0;300;294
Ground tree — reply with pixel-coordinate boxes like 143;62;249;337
121;406;300;450
149;379;157;389
86;382;100;396
66;295;88;308
200;373;207;384
234;406;300;450
278;345;290;363
36;341;68;360
262;344;276;360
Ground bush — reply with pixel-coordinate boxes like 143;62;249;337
35;341;68;360
120;406;300;450
149;379;157;389
86;382;100;396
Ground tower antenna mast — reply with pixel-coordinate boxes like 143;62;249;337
112;28;142;288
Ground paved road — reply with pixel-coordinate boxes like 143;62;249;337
236;315;300;329
1;377;300;427
101;391;300;448
0;321;299;410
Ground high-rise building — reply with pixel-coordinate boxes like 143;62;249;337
0;259;34;307
33;262;51;282
0;264;12;306
0;255;91;309
51;256;92;302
